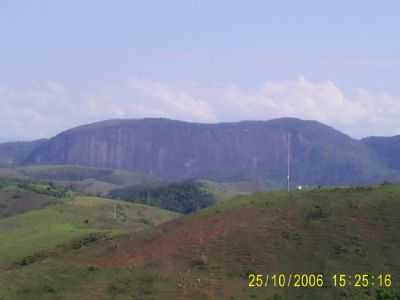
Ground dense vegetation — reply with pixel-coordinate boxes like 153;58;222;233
0;178;70;198
108;181;216;213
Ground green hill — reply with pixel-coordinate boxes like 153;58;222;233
1;185;400;299
108;180;216;213
0;179;69;218
0;192;179;269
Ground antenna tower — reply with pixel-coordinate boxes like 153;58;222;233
287;133;291;192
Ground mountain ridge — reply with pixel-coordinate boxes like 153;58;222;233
362;135;400;171
0;139;47;167
15;117;395;186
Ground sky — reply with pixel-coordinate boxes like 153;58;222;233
1;0;400;141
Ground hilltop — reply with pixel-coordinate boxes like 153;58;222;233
0;178;68;218
362;135;400;171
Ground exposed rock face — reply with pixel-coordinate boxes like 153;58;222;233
0;139;47;167
362;135;400;171
23;118;393;185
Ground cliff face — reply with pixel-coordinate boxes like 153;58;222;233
23;118;392;185
0;139;47;167
362;135;400;171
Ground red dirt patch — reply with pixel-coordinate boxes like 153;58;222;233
96;207;259;268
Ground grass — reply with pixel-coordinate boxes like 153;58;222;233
1;184;400;299
0;179;67;218
199;179;270;201
0;217;90;265
189;184;400;299
0;194;179;268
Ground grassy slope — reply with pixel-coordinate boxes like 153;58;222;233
199;179;270;201
108;181;216;214
0;180;69;218
2;185;400;299
0;195;179;269
0;186;56;218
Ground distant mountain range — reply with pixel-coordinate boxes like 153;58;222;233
1;118;399;187
0;139;47;167
361;135;400;171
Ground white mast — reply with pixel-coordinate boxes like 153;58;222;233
287;133;290;192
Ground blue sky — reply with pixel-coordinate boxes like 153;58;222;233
1;1;400;141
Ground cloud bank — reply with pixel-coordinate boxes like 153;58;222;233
1;77;399;141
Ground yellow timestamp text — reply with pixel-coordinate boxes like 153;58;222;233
331;274;392;288
248;273;393;288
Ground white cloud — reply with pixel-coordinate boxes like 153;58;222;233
0;77;399;141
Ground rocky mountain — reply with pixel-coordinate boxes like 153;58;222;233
362;135;400;171
0;139;47;167
22;118;395;186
